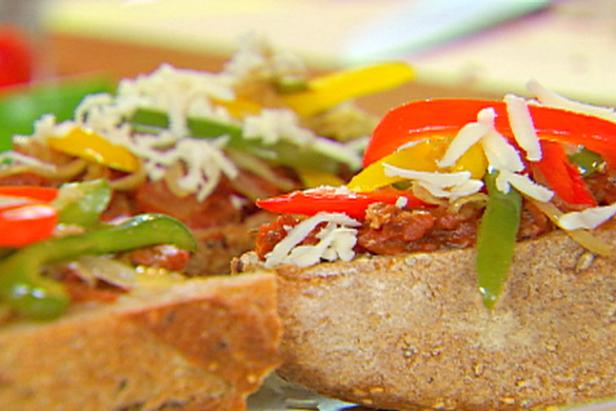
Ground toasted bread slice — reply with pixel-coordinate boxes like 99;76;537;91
234;226;616;410
0;272;281;411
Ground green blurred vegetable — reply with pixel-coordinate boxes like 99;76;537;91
476;170;522;310
53;179;112;228
569;148;605;177
130;108;360;173
0;76;114;151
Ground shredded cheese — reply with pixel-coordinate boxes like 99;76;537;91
527;79;616;123
437;121;488;168
264;212;361;268
558;203;616;230
504;94;542;161
496;170;554;202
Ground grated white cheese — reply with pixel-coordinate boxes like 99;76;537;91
437;121;488;168
243;109;315;146
395;196;408;208
264;212;361;268
383;165;472;188
527;79;616;123
496;170;554;202
477;108;525;173
383;164;483;200
558;203;616;230
504;94;542;161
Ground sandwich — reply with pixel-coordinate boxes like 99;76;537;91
234;81;616;410
0;35;414;275
0;179;281;411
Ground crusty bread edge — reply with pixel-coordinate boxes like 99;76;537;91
0;272;282;411
235;225;616;410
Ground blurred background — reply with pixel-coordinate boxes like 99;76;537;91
1;0;615;116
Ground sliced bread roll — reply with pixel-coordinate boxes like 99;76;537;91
0;272;281;411
234;226;616;410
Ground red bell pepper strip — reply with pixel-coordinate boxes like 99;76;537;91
533;141;596;207
0;186;58;202
0;186;59;247
256;186;425;220
0;202;57;247
364;99;616;169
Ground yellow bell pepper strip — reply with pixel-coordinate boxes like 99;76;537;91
47;127;139;173
256;186;425;220
0;213;196;320
296;168;345;188
364;99;616;169
130;108;360;173
476;170;522;310
282;62;415;117
347;138;487;193
212;97;262;118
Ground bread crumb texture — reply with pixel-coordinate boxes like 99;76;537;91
0;273;282;411
239;225;616;410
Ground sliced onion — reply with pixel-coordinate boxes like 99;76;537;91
226;148;297;191
0;157;87;180
411;182;447;206
448;192;488;214
70;255;137;290
530;199;614;257
111;159;147;191
163;161;192;198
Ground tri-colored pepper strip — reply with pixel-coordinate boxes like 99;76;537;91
47;127;139;173
0;213;196;320
282;62;415;117
476;171;522;309
363;99;616;168
534;141;596;206
256;186;424;220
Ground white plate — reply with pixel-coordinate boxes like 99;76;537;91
248;374;616;411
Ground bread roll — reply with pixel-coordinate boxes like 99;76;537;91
0;272;281;411
234;225;616;410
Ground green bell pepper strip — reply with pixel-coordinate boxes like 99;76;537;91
0;76;114;151
476;170;522;310
129;108;360;173
569;148;604;177
53;179;112;228
0;213;196;320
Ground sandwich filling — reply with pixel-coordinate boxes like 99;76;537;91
255;82;616;307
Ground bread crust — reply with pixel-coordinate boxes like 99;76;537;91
0;272;282;411
235;226;616;410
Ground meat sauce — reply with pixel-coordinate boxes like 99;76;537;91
255;170;616;260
